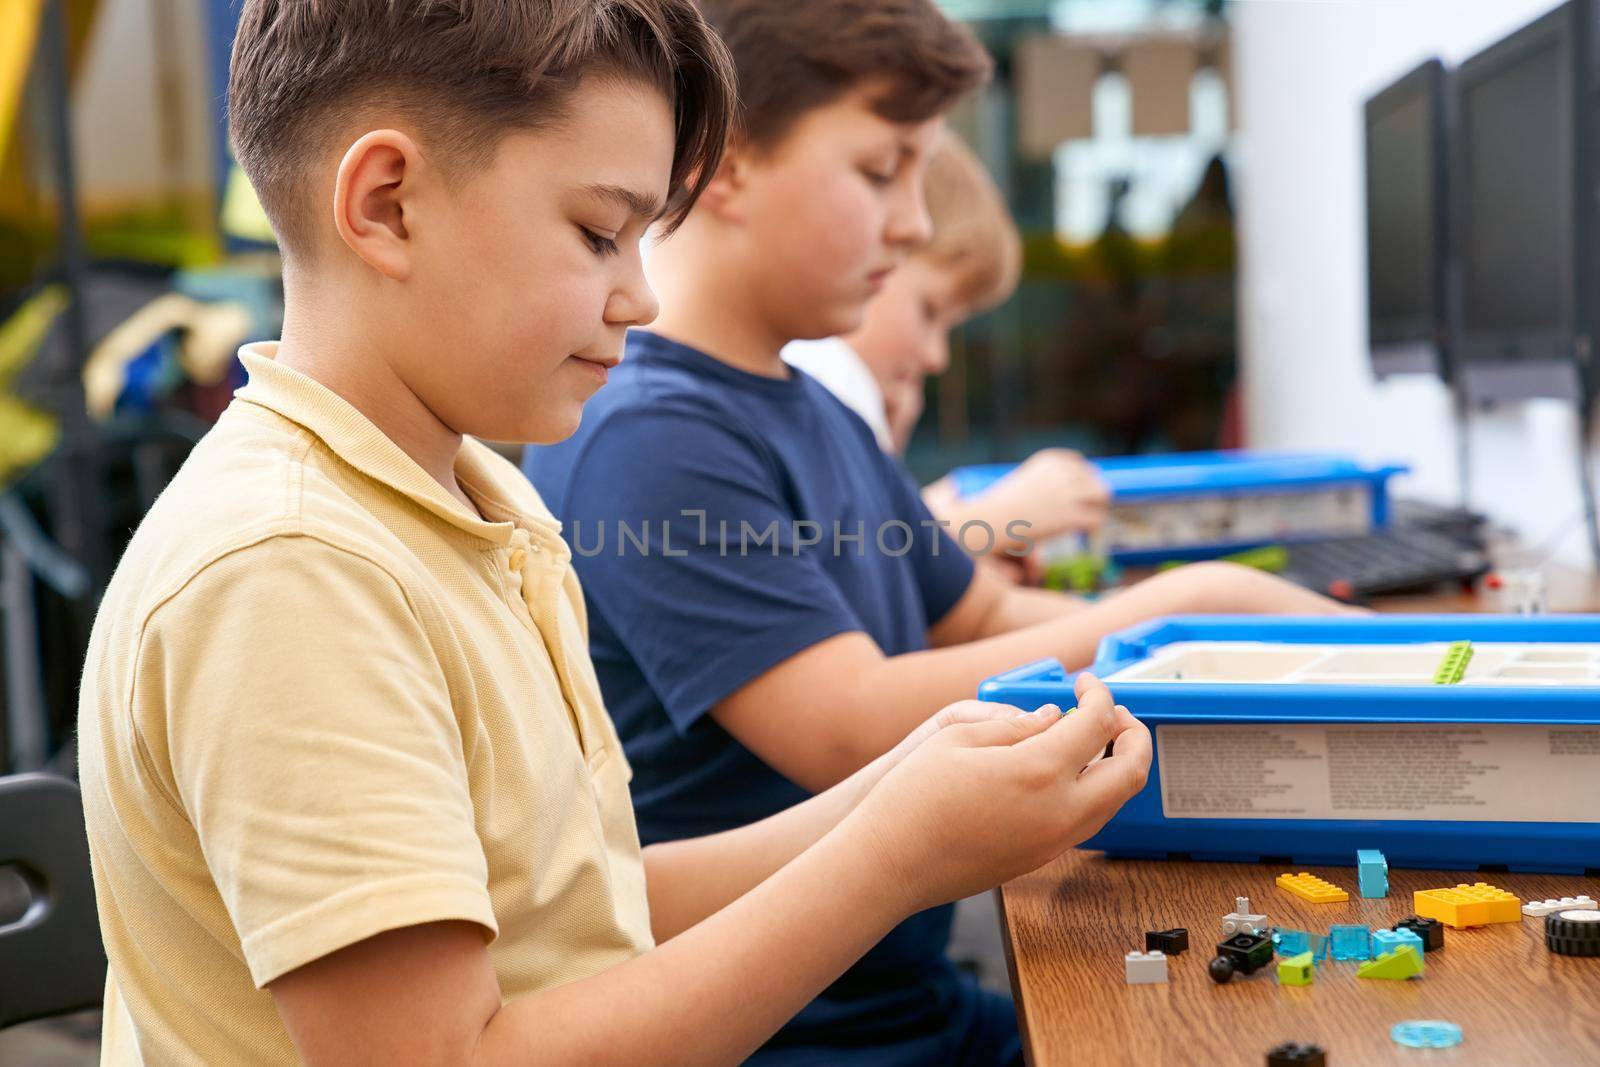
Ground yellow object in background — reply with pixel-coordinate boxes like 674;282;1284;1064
0;284;66;483
0;0;44;166
0;394;58;483
1276;872;1350;904
220;164;277;245
0;283;67;382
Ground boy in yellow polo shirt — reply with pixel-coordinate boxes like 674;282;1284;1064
76;2;1152;1063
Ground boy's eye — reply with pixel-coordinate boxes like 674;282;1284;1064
580;226;620;256
862;167;895;187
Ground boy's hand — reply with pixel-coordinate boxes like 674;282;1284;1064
1006;448;1112;536
882;697;1041;767
848;673;1151;913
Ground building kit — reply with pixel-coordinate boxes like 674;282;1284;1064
980;616;1600;871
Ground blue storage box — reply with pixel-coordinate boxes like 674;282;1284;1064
950;450;1408;564
978;615;1600;874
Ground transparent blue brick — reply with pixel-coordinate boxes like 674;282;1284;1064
1275;928;1312;956
1330;924;1372;961
1357;849;1389;898
1392;1020;1463;1049
1275;927;1331;962
1371;927;1423;958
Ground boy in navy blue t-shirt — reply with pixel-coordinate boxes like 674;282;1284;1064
526;1;1351;1062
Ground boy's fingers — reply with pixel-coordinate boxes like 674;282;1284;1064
1015;693;1116;773
1075;719;1154;803
949;699;1031;723
924;699;1019;735
945;705;1062;749
1073;676;1115;721
1073;671;1108;704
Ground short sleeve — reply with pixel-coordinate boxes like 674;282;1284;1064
564;405;866;734
139;535;496;988
881;456;975;627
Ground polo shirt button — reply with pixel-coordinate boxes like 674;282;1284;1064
508;548;527;571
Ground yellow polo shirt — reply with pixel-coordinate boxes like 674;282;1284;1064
77;343;653;1065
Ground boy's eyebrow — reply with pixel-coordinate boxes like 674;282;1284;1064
582;183;666;220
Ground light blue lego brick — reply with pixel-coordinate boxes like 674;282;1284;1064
1330;924;1372;961
1357;850;1389;898
1393;928;1424;956
1311;933;1330;962
1275;928;1312;956
1371;928;1423;958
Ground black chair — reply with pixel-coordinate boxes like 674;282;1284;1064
0;773;106;1028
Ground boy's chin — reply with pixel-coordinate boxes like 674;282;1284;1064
517;407;587;448
792;299;869;343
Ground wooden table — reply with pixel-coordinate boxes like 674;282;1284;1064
998;856;1600;1066
997;573;1600;1066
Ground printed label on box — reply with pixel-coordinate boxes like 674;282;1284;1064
1156;723;1600;822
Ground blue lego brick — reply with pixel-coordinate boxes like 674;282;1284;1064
1358;850;1389;898
1371;928;1424;959
1278;928;1331;961
1330;924;1372;961
1275;929;1312;956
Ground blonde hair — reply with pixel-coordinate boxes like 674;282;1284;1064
919;136;1022;312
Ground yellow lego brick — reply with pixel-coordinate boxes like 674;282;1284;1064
1413;883;1522;928
1276;872;1350;904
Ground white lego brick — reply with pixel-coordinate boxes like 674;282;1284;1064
1522;895;1598;918
1221;896;1268;936
1124;950;1169;984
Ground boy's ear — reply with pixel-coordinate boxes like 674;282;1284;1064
693;143;752;225
331;129;423;280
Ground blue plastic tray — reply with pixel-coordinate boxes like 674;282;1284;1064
978;616;1600;874
951;450;1408;563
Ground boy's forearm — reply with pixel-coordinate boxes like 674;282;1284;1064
476;819;907;1067
709;581;1209;793
978;584;1087;633
642;751;892;942
712;563;1349;794
862;564;1350;734
845;569;1230;748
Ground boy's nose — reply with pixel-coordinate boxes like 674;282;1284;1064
887;186;934;248
609;274;660;328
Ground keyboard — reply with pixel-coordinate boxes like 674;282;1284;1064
1282;525;1492;602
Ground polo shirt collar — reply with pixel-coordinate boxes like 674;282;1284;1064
233;343;551;550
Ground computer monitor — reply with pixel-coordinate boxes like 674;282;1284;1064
1452;0;1597;401
1365;59;1452;379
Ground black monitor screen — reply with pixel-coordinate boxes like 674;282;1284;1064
1460;38;1571;334
1367;92;1435;331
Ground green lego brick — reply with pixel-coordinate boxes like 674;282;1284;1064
1432;641;1473;685
1276;951;1314;986
1043;554;1104;594
1357;945;1424;980
1221;545;1290;572
1155;546;1289;575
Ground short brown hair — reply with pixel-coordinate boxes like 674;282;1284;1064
228;0;736;254
920;137;1021;312
695;0;992;147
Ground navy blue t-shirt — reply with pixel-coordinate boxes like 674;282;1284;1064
526;331;1019;1065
